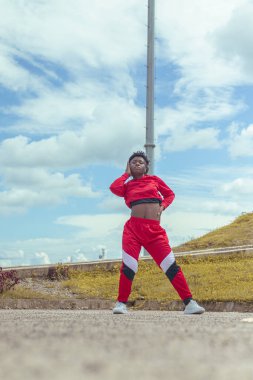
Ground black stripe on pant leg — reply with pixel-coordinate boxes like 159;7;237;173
165;261;180;281
122;263;135;281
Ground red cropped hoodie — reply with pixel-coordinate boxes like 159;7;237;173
109;173;175;210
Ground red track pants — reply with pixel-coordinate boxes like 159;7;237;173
117;216;192;303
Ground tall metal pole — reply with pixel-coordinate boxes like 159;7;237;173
145;0;155;175
143;0;155;258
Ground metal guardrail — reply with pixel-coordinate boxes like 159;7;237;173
174;244;253;256
1;244;253;279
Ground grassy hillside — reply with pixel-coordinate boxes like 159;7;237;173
2;253;253;303
174;212;253;252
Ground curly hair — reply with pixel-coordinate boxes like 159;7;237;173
128;151;149;164
128;151;150;173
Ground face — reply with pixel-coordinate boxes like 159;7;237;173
129;156;147;176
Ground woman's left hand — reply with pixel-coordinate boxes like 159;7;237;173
157;205;164;217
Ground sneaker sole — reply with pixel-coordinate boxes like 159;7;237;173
112;310;128;314
184;309;205;315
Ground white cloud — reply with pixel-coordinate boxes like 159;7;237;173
0;216;127;266
0;249;24;268
161;165;253;217
164;211;233;246
0;0;147;165
0;237;93;266
0;43;46;92
56;213;128;239
0;85;145;214
157;88;244;134
154;0;250;153
98;196;127;212
71;249;88;262
0;168;99;215
56;213;130;260
157;0;248;89
214;1;253;80
221;178;253;195
0;0;146;72
172;195;242;216
163;126;221;152
4;74;138;135
0;100;145;170
194;199;241;215
0;0;250;160
35;251;50;265
228;124;253;157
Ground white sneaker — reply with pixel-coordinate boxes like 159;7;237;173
184;300;205;315
112;301;128;314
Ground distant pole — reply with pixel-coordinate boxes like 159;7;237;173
145;0;155;175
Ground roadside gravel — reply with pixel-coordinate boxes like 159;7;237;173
20;278;76;298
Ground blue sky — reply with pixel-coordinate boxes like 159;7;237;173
1;0;253;266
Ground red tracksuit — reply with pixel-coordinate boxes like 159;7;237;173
110;173;192;304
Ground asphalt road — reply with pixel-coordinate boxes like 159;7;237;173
1;309;253;380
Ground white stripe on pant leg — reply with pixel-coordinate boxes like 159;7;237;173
122;250;138;273
160;251;175;273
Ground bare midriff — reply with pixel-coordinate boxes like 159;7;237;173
131;203;162;221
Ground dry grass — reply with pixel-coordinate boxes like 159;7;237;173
174;212;253;252
62;253;253;303
0;285;55;300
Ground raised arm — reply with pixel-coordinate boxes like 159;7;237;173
109;162;131;197
109;172;130;197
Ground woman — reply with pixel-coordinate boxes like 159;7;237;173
109;151;205;315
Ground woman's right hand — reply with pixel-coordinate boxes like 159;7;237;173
125;161;132;176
